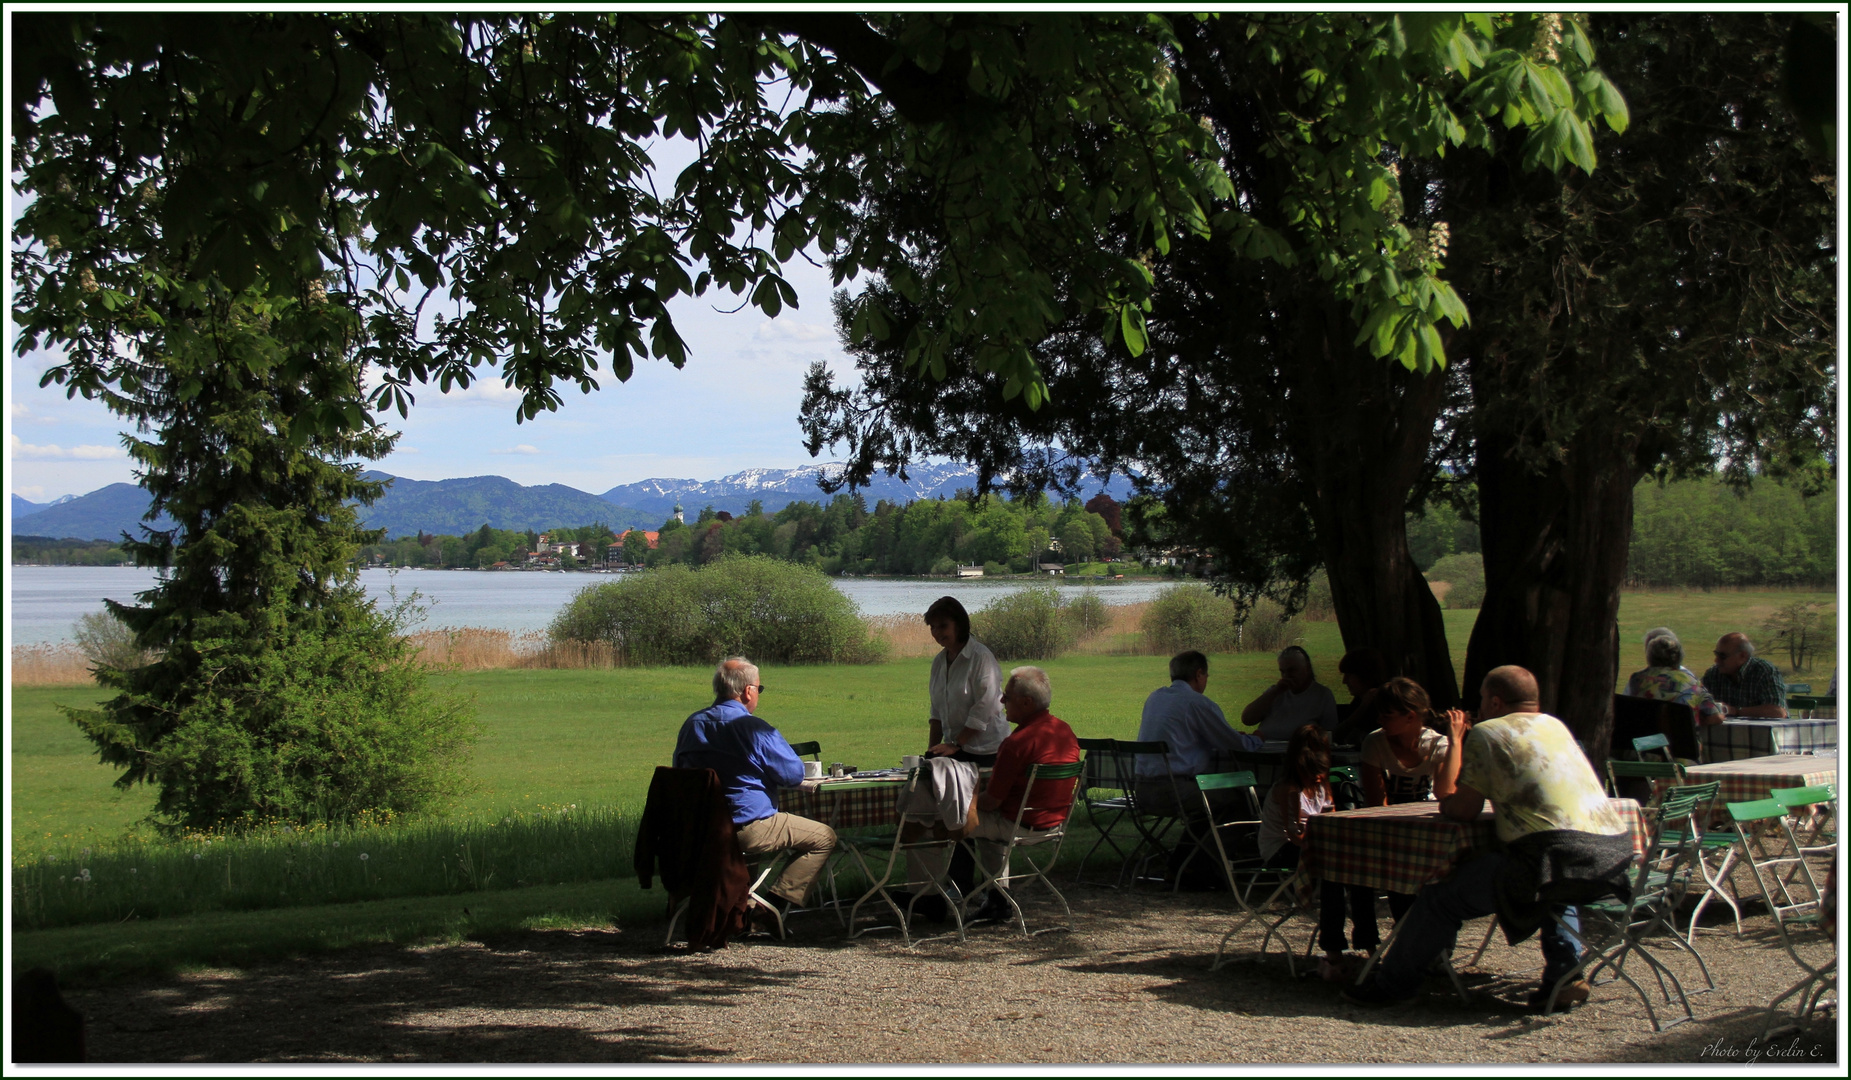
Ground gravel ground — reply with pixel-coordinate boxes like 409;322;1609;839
67;885;1838;1065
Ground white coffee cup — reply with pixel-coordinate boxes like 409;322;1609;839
902;755;923;770
803;760;824;779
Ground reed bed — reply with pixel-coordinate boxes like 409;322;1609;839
12;803;639;932
10;643;96;686
405;627;623;671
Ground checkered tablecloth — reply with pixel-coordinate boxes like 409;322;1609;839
1300;800;1648;894
1683;754;1839;807
1699;720;1839;762
778;779;907;830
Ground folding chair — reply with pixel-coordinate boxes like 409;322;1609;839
787;740;823;762
964;761;1085;936
1632;733;1674;763
1193;772;1307;974
1535;782;1719;1030
1770;784;1837;859
1113;740;1185;887
1071;737;1137;886
1724;797;1836;1039
845;767;970;946
1604;758;1685;808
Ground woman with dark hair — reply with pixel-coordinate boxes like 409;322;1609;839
923;596;1009;766
1331;647;1391;747
1258;724;1379;977
1358;677;1472;936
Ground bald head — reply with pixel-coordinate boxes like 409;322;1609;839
1479;665;1539;719
1714;633;1753;676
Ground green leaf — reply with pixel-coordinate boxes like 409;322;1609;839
1119;304;1147;357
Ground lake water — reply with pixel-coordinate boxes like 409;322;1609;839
7;565;1178;645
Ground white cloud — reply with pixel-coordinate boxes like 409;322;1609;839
9;434;123;460
493;444;542;455
392;446;421;455
754;320;834;343
14;485;47;499
10;402;28;418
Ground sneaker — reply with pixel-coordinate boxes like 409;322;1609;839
1341;978;1416;1009
745;897;787;936
1527;978;1591;1013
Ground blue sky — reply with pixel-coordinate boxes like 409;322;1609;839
7;243;866;504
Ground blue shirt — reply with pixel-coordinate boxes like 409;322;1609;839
1135;680;1261;779
673;698;805;826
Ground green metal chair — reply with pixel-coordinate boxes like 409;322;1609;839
1193;771;1306;975
963;760;1086;936
1071;737;1140;887
787;740;823;761
1535;782;1719;1030
1724;796;1836;1039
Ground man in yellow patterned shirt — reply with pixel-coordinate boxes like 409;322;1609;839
1344;666;1633;1011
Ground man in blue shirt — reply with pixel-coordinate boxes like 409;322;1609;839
674;657;837;924
1135;651;1261;816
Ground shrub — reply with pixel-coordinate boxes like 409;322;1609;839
972;586;1078;660
1427;552;1485;609
1300;570;1336;622
1067;591;1110;641
72;608;157;672
982;560;1007;577
1140;584;1240;655
549;555;886;665
1238;596;1304;653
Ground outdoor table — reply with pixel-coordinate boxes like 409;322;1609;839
1299;799;1650;897
1683;754;1839;806
778;777;908;830
1699;719;1839;763
1301;799;1647;996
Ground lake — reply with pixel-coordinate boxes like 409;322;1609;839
7;565;1180;645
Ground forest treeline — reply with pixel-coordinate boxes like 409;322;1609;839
16;475;1835;589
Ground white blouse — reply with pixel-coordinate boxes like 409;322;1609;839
928;636;1009;756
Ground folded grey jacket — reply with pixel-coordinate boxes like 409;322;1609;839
895;757;978;831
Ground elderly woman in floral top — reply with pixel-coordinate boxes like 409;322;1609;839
1624;627;1725;726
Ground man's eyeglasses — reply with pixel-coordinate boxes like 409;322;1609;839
750;684;766;693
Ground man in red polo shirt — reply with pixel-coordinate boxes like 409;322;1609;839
964;665;1080;921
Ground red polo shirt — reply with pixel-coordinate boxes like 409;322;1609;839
987;710;1081;829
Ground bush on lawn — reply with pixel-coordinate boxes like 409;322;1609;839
549;555;885;665
972;586;1078;660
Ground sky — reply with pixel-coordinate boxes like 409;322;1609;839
7;248;868;504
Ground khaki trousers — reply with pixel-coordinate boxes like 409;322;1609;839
734;812;837;906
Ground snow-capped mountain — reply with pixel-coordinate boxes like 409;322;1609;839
600;461;1136;520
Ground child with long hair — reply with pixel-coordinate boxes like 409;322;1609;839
1258;723;1379;978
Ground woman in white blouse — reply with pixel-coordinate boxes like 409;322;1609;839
923;596;1010;766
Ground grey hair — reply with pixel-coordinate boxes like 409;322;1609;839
713;656;760;701
1006;665;1053;711
1643;627;1683;668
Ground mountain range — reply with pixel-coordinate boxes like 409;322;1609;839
12;464;1139;542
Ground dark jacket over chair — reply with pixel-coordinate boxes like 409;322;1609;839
634;765;749;949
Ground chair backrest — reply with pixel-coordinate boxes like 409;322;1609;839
787;740;822;761
1014;760;1086;829
1612;695;1701;763
1111;739;1173;812
1605;758;1686;803
1787;683;1813;696
1787;694;1834;717
1632;732;1672;760
1077;737;1122;794
1195;770;1263;824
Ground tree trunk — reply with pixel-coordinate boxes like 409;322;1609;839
1283;299;1461;707
1462;394;1642;758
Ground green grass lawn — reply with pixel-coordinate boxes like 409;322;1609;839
11;589;1829;858
7;588;1831;982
